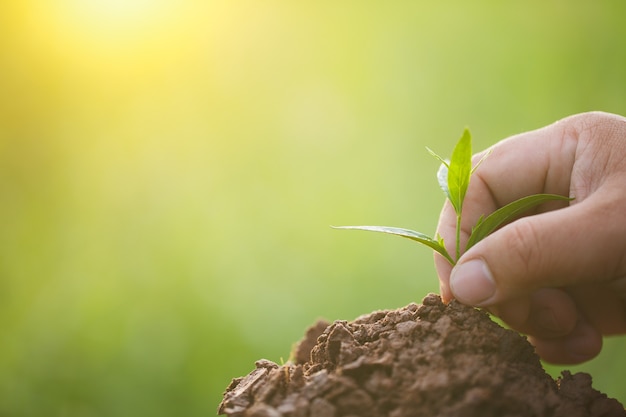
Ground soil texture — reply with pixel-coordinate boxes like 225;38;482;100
218;293;624;416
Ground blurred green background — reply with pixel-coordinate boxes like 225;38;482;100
1;1;626;415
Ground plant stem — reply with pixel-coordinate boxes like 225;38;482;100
455;213;462;263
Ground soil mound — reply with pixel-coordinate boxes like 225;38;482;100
218;293;624;416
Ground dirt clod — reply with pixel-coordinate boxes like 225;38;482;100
219;293;624;416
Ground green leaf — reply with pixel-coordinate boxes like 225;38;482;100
333;225;454;265
466;194;573;250
426;147;449;167
436;233;445;248
447;128;472;215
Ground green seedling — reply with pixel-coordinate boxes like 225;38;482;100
335;129;572;265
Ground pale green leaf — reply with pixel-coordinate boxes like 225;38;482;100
447;128;472;215
466;194;573;249
333;225;454;265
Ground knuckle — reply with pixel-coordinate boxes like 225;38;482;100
506;219;542;276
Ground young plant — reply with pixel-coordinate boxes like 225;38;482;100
335;129;572;265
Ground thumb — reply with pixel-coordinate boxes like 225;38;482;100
448;194;626;307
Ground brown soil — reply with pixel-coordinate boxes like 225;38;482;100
218;293;625;416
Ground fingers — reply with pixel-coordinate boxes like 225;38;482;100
449;191;626;307
490;289;601;364
490;289;577;338
436;112;626;282
432;112;626;364
525;289;577;337
437;112;626;304
529;318;603;365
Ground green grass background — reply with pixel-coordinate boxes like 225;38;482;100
1;1;626;415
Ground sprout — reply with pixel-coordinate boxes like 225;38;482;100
335;129;572;265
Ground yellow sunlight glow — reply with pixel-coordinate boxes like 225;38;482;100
64;0;175;32
28;0;186;52
18;0;194;78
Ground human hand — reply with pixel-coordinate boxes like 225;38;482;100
435;111;626;364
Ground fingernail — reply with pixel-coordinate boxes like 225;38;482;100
450;259;496;306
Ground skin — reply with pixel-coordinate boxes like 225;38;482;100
434;111;626;364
